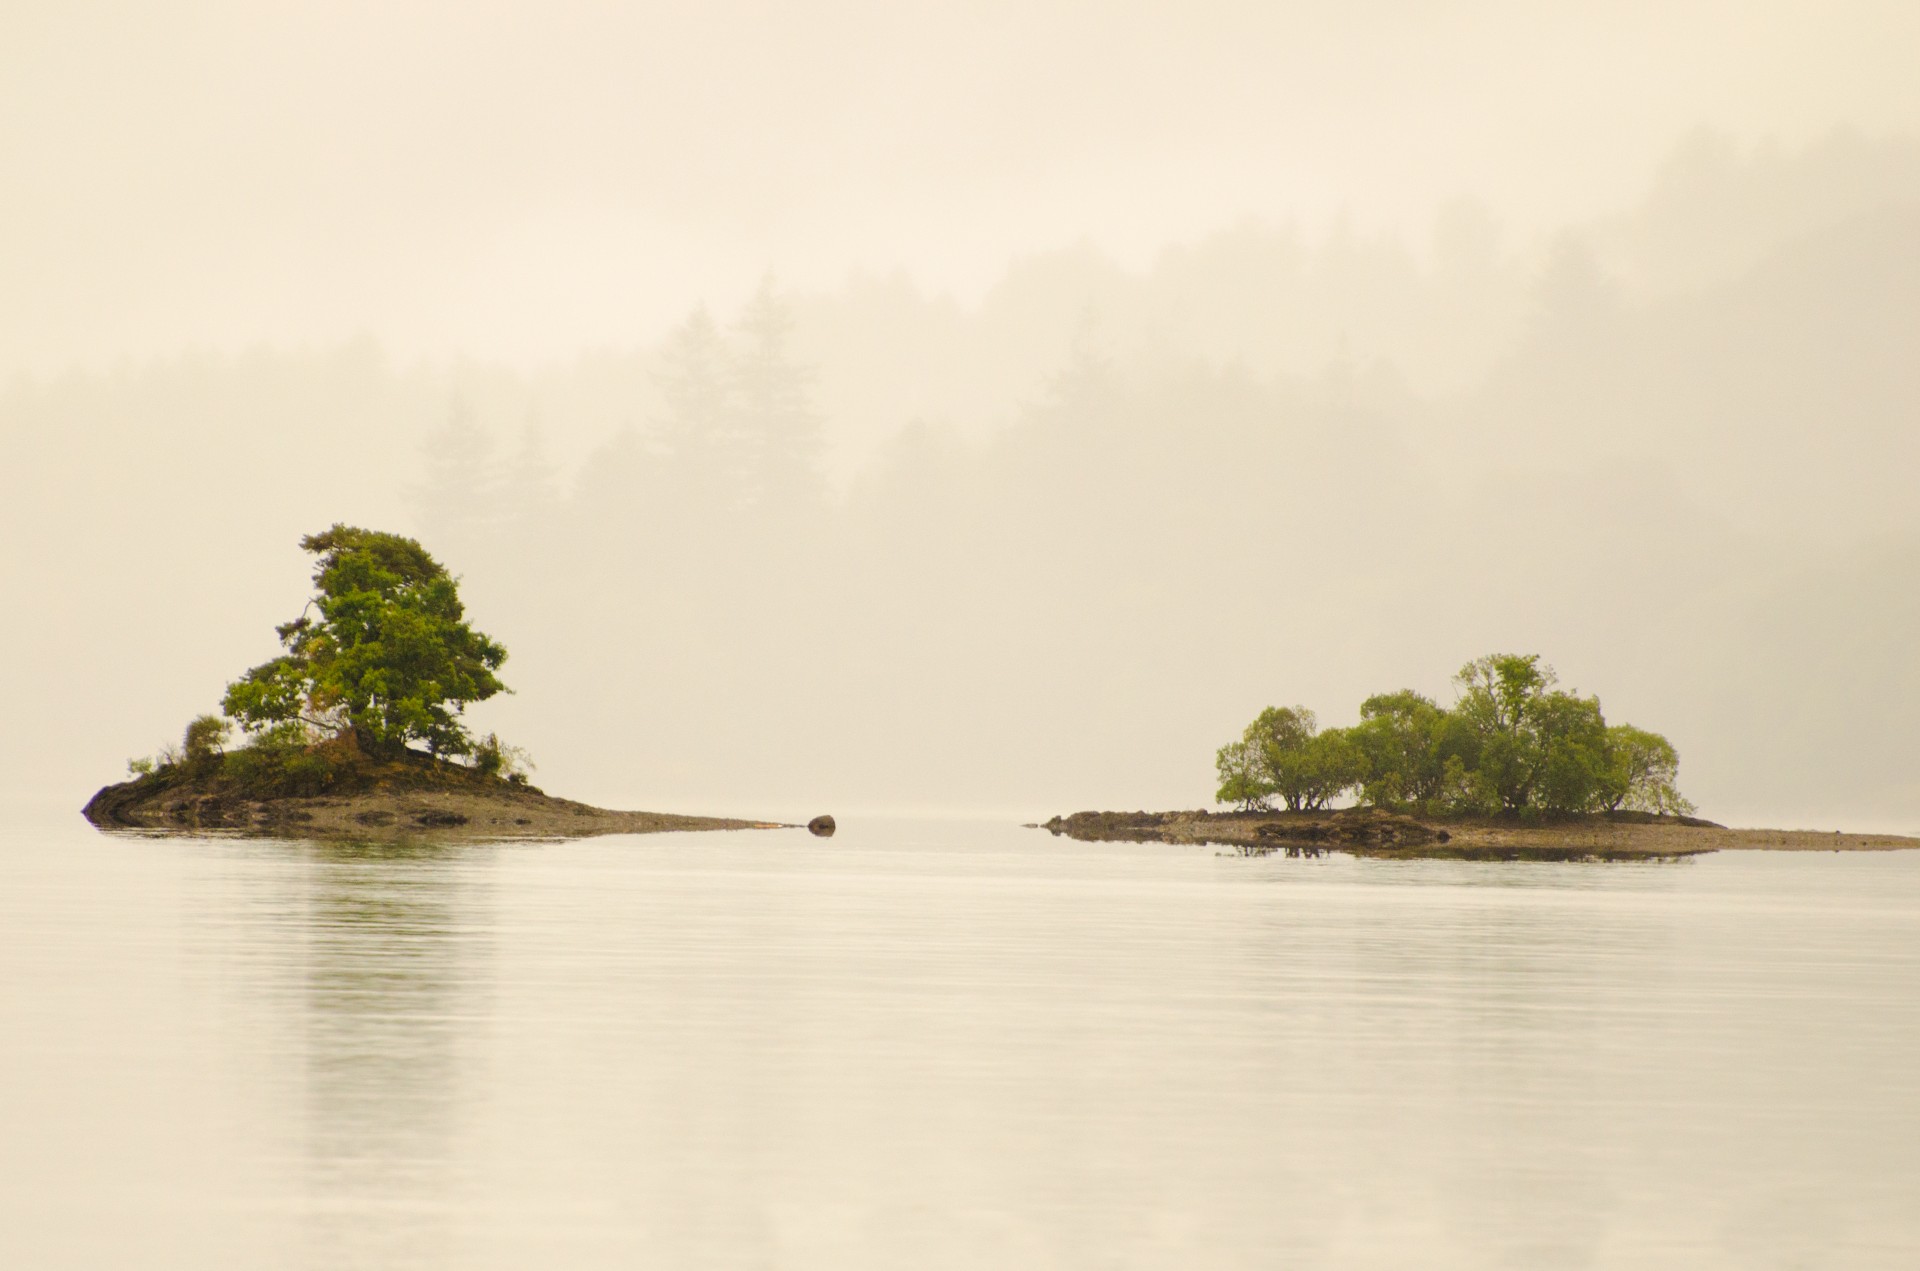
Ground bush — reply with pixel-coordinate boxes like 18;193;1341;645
220;721;343;797
183;714;229;766
470;733;534;784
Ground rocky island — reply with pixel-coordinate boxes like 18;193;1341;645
1039;806;1919;860
83;734;782;840
1042;653;1920;860
84;524;785;842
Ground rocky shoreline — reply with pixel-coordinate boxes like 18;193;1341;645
82;766;788;841
1038;807;1920;860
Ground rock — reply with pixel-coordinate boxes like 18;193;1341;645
412;809;468;828
81;782;145;828
1040;810;1182;842
1254;808;1449;849
807;815;836;837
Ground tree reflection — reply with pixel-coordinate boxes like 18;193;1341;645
289;837;494;1264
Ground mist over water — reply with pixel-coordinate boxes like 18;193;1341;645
6;7;1920;1267
5;810;1920;1269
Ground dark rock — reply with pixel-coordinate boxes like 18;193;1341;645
1255;808;1450;850
82;781;149;828
412;809;468;828
807;815;836;837
1038;806;1454;854
1041;810;1182;842
173;794;245;827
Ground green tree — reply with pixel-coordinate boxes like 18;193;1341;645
1453;653;1555;813
1296;728;1367;812
1530;691;1612;814
1249;705;1317;811
1601;724;1696;815
1453;654;1615;815
1222;706;1363;812
1214;737;1270;810
1349;689;1471;812
221;525;508;758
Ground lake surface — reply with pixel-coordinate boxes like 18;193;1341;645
4;803;1918;1269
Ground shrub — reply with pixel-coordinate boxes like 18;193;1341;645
182;714;229;766
220;721;342;797
470;733;535;784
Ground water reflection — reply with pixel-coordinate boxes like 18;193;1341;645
11;813;1918;1269
281;838;493;1266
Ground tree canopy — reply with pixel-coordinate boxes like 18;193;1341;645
221;525;508;758
1215;654;1694;818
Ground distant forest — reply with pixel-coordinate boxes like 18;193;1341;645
5;131;1917;821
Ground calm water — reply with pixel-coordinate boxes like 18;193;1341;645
3;803;1918;1269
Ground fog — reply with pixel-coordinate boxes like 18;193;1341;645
4;3;1917;829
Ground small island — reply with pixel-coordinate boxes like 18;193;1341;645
1039;807;1919;860
83;525;786;840
1042;654;1920;860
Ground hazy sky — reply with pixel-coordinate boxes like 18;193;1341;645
6;0;1918;370
4;2;1918;829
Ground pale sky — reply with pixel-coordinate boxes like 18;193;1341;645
4;0;1917;370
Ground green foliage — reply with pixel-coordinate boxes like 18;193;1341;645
1296;728;1367;812
1212;706;1366;811
1245;706;1299;811
1214;739;1268;810
113;527;530;801
1454;654;1550;739
1215;653;1696;819
221;525;509;758
1530;691;1611;814
1451;654;1610;814
1253;706;1322;811
1349;690;1471;813
1603;724;1696;815
470;732;535;785
182;714;229;765
220;721;343;797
